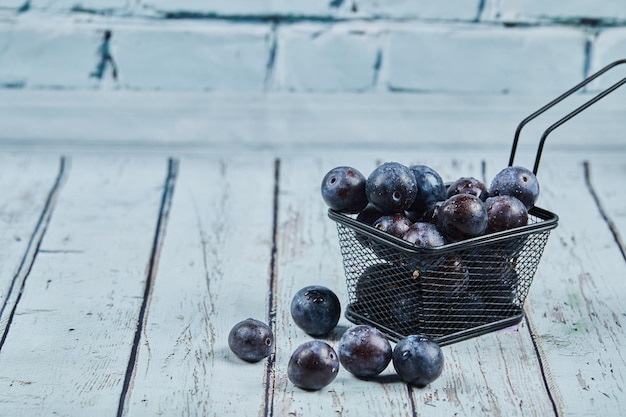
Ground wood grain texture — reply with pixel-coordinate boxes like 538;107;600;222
0;156;169;416
517;157;626;417
123;156;277;417
0;155;63;337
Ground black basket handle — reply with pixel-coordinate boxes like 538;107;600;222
509;58;626;175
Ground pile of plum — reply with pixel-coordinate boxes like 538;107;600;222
322;162;540;335
228;285;444;392
321;162;540;245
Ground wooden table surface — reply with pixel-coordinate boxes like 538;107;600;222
0;92;624;416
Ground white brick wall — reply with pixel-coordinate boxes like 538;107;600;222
1;1;625;93
273;23;381;92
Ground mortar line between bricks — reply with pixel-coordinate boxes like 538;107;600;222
264;22;278;91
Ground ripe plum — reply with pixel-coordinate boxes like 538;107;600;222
446;177;489;201
392;334;444;387
338;325;392;378
228;318;274;363
407;165;446;215
485;195;528;233
366;162;417;213
321;166;368;214
291;285;341;337
402;222;446;247
489;166;540;209
288;340;339;390
437;194;488;242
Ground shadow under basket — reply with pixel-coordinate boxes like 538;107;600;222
329;207;558;346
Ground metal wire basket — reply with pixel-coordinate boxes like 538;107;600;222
330;59;626;346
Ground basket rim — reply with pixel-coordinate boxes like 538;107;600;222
328;206;558;255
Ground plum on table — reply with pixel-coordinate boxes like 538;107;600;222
392;334;444;387
288;340;339;391
228;318;274;363
290;285;341;337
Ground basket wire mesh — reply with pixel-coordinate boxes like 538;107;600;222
331;208;555;345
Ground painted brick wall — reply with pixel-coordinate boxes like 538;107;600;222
0;1;625;93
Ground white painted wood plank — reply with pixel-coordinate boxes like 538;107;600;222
271;154;556;416
0;154;63;335
585;156;626;257
0;156;170;416
511;157;626;416
122;156;276;416
1;91;625;155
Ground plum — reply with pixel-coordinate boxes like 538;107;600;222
371;214;413;262
392;334;444;387
321;166;368;214
291;285;341;337
446;177;489;201
489;166;540;209
373;214;413;238
356;204;385;227
485;195;529;233
355;264;399;305
366;162;417;213
288;340;339;390
415;255;470;300
228;318;274;363
402;222;446;248
407;165;446;215
437;194;488;242
338;325;392;378
354;264;418;326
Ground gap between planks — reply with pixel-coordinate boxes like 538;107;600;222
117;158;179;417
0;156;68;351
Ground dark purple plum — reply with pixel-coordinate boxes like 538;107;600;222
354;204;385;248
373;214;413;238
228;318;274;363
355;264;399;306
321;166;368;214
290;285;341;337
446;177;489;201
354;264;419;326
485;195;529;233
410;256;469;332
366;162;417;213
402;222;446;247
489;166;540;209
356;204;385;227
386;293;421;332
407;165;446;214
442;292;486;321
414;255;470;300
338;325;392;378
288;340;339;391
437;194;488;242
392;334;444;387
371;214;413;262
411;201;443;225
